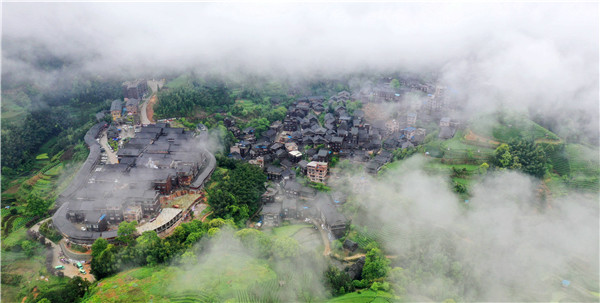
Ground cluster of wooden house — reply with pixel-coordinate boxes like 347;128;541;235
230;84;458;238
260;184;349;239
228;91;429;181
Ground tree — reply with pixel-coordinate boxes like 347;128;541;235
207;189;238;219
136;231;163;265
479;162;489;174
207;161;266;224
362;247;390;281
116;221;137;245
272;236;300;259
185;231;205;246
91;244;119;279
453;182;467;194
91;238;108;258
508;139;547;178
25;193;48;218
492;140;547;178
21;240;36;257
325;265;354;295
388;267;409;296
235;228;272;257
494;143;512;168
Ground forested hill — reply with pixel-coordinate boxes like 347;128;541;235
154;80;233;119
1;78;122;188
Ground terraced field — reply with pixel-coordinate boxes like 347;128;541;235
470;112;560;143
424;130;494;164
85;256;278;303
327;290;397;302
545;144;599;194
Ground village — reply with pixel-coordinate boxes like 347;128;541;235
224;78;460;241
42;77;462;282
3;4;597;302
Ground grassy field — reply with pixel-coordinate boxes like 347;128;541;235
424;130;495;163
85;225;327;303
84;257;278;303
165;75;191;89
269;224;312;238
545;144;599;194
423;160;480;173
1;91;30;126
1;228;61;303
470;112;560;143
1;150;89;301
327;290;397;302
164;193;202;209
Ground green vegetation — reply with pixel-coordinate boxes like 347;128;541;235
362;247;390;281
492;140;548;178
154;79;233;119
2;79;121;173
325;265;355;296
270;224;312;238
1;90;31;126
327;289;397;303
39;220;63;243
25;193;50;218
165;74;191;89
107;139;118;152
207;156;267;225
90;219;224;279
424;129;495;164
25;276;91;303
470;111;560;143
86;227;325;302
1;227;65;303
116;220;138;245
85;259;276;303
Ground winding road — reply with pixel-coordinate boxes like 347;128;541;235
140;95;154;125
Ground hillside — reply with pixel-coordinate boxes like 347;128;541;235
84;260;277;303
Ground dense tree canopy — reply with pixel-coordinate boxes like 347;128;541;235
2;79;121;171
154;81;233;118
493;140;547;178
91;237;108;258
362;247;390;281
28;276;91;303
207;160;266;224
116;221;137;245
90;243;119;279
325;265;354;295
25;193;49;218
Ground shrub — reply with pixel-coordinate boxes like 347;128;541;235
39;221;63;243
70;243;88;253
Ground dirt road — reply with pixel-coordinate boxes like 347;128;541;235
141;94;157;124
200;211;213;222
309;218;331;256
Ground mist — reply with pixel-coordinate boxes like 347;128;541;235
2;2;599;301
346;156;599;301
3;2;598;139
171;228;329;302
